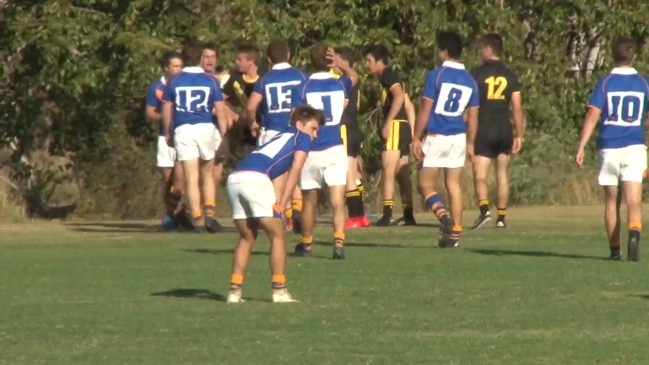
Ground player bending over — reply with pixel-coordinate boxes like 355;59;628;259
575;37;648;261
162;42;229;233
412;31;479;248
292;42;349;260
226;106;324;303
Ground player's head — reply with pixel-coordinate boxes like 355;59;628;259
436;31;463;61
331;46;356;74
309;42;329;72
236;42;260;73
364;45;389;74
612;37;637;66
200;42;219;73
291;105;325;140
479;33;503;61
266;39;290;66
160;50;183;77
181;42;204;68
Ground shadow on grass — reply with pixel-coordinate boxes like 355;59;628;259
312;240;430;249
151;288;227;301
630;294;649;300
65;222;237;234
181;248;268;256
469;248;608;261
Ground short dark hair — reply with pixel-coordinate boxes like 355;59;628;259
436;31;464;59
267;39;290;64
237;42;260;65
160;50;182;69
181;42;204;66
291;105;325;126
333;46;356;67
310;42;329;71
480;33;503;57
201;42;219;57
364;44;389;64
612;37;637;65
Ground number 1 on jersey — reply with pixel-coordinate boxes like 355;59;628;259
320;95;333;123
485;76;507;100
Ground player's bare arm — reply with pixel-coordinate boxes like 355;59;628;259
404;93;416;139
162;101;173;146
213;100;229;136
466;106;479;160
575;106;602;167
246;91;263;136
383;83;406;139
277;151;308;210
145;105;162;123
413;96;434;161
510;91;524;153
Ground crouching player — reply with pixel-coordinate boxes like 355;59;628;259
226;106;324;303
575;37;649;262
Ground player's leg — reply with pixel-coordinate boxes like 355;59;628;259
197;124;218;233
377;121;402;226
471;155;492;229
443;167;464;247
174;126;205;232
210;129;228;231
294;153;321;257
620;145;647;262
257;215;297;302
290;187;303;235
396;153;416;226
494;153;511;228
603;185;622;260
344;127;367;228
227;218;259;303
419;135;453;245
170;160;192;230
323;145;349;259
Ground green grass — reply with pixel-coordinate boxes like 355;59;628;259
2;206;649;364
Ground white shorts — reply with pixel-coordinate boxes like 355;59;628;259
156;136;176;168
174;123;216;161
422;134;466;169
598;144;647;186
300;144;348;190
258;128;281;146
227;171;279;220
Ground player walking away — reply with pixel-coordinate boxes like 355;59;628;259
364;45;416;227
292;42;349;260
327;46;371;229
226;106;323;304
470;33;524;230
162;42;229;233
145;50;188;230
222;42;264;155
575;37;649;262
246;39;306;233
412;31;480;248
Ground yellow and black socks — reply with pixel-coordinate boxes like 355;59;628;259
382;199;394;218
629;222;642;241
346;189;364;217
301;235;313;252
497;207;506;222
230;273;243;292
292;198;303;214
284;208;293;219
424;193;450;225
333;232;345;248
479;199;490;216
191;209;205;227
204;199;216;223
403;202;414;220
271;274;286;291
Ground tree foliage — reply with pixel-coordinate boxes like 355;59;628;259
2;0;649;217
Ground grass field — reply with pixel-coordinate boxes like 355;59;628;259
2;206;649;364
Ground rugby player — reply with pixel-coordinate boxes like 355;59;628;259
226;106;324;304
575;37;648;261
364;45;416;227
145;50;186;230
292;42;349;260
327;46;371;228
412;31;480;248
162;42;229;233
246;39;306;233
470;33;524;230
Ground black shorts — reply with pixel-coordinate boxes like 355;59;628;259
341;125;363;157
475;124;513;158
382;120;411;155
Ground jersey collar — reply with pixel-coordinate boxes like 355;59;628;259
309;71;333;80
160;76;167;85
183;66;207;74
272;62;292;70
611;67;638;75
442;60;465;70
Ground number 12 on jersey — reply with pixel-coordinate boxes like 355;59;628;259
485;76;507;100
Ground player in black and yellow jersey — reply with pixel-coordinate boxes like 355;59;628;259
365;45;416;227
327;46;371;228
222;43;264;155
469;33;524;230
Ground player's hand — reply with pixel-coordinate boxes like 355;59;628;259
326;48;339;68
466;143;475;162
272;201;284;218
412;139;423;162
250;122;260;137
165;133;173;148
575;148;585;168
512;137;523;154
381;122;391;140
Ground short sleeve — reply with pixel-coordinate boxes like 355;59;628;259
422;71;437;100
253;76;264;95
468;78;480;108
380;68;402;90
145;82;161;108
295;132;312;153
508;71;521;93
290;82;306;108
588;77;607;110
161;82;174;103
209;76;224;104
222;73;236;97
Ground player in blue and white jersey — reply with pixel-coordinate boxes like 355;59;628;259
291;42;349;260
575;37;649;262
246;39;307;233
145;50;185;230
161;42;229;233
412;31;480;248
225;105;324;304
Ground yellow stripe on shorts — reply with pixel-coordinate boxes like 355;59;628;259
341;124;347;149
